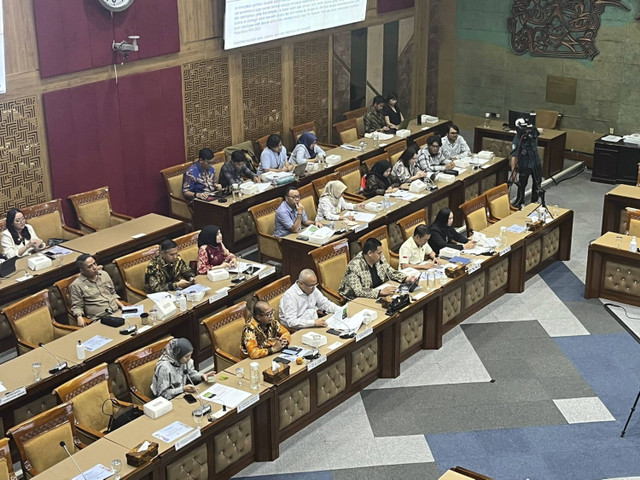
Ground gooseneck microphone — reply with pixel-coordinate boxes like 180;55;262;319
60;441;87;480
183;365;212;417
39;342;68;373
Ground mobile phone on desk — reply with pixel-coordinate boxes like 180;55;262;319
326;328;342;336
184;394;198;404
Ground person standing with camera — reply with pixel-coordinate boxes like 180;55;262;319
510;118;543;209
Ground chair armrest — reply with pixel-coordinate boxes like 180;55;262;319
345;193;367;203
214;348;242;366
129;388;152;405
111;211;135;221
53;321;81;332
319;285;345;305
18;339;38;351
73;437;88;450
123;283;148;302
76;423;104;440
488;218;497;224
77;219;99;233
318;142;339;150
62;225;85;237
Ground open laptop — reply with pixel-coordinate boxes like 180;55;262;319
398;118;410;130
0;256;18;278
292;162;308;178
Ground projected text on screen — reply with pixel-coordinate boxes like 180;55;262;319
224;0;367;50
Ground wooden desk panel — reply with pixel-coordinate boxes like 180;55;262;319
601;184;640;234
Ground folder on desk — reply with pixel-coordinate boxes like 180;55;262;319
449;256;471;265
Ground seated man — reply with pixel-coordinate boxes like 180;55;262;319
440;124;471;160
182;147;222;201
279;269;340;329
219;151;260;188
363;96;390;134
398;225;440;271
144;239;195;293
339;238;417;300
241;300;291;359
417;135;454;173
69;254;125;326
274;185;321;237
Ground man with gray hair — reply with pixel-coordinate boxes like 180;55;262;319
279;269;340;329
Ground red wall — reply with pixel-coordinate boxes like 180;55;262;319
34;0;180;78
43;67;185;223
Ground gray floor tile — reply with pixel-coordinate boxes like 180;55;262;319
332;463;442;480
537;375;595;399
504;400;567;427
480;356;536;380
526;353;583;378
565;300;625;335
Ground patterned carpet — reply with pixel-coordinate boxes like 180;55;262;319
234;171;640;480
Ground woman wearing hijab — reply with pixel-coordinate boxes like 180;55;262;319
362;159;399;198
196;225;237;274
1;208;46;258
151;338;215;400
316;180;359;222
427;207;476;255
391;144;426;184
290;131;326;165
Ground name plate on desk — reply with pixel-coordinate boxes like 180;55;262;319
498;245;511;256
466;263;481;275
209;290;229;304
353;223;369;233
175;428;201;451
237;394;260;413
307;355;327;371
259;267;276;280
0;387;26;406
355;327;373;342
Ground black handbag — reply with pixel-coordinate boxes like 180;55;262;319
103;399;144;432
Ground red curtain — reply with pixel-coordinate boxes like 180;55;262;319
43;67;185;224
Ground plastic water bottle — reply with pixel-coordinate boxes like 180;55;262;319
630;236;637;253
373;132;379;149
384;193;391;211
250;361;260;390
76;340;86;360
500;226;507;248
329;220;335;230
176;289;187;312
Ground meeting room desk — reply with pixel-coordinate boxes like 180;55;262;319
193;120;450;252
62;213;186;264
585;232;640;307
473;124;566;178
600;184;640;234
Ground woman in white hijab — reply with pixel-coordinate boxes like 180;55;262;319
316;180;358;222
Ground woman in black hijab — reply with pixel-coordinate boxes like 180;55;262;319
362;159;399;198
196;225;237;274
428;207;475;255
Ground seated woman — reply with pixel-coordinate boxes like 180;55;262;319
289;132;325;165
151;338;215;400
382;92;404;130
316;180;359;222
361;159;399;198
196;225;237;274
258;134;292;175
428;207;476;255
1;208;45;258
391;145;426;184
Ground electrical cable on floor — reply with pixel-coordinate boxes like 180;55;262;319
604;303;640;321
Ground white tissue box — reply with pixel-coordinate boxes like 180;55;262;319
422;114;439;124
155;297;177;319
435;173;455;183
207;269;230;282
395;129;411;138
365;203;383;213
28;254;52;271
302;332;327;348
326;154;342;165
478;150;495;160
309;228;334;245
306;162;319;172
240;182;259;195
439;247;460;260
144;397;173;419
409;179;427;193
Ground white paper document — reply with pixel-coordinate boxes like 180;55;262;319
199;383;252;408
506;224;527;234
350;211;376;223
121;305;144;319
72;464;115;480
147;292;177;304
44;245;73;256
183;284;211;294
326;306;363;332
82;335;112;352
152;421;195;443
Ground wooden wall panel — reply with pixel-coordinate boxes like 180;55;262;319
3;0;39;75
183;57;232;159
293;38;330;143
0;97;46;216
178;0;222;44
241;48;283;143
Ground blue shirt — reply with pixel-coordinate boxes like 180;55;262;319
182;162;216;195
274;201;307;237
259;147;288;175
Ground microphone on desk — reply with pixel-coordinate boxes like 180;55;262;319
183;365;212;418
60;441;87;480
119;317;138;336
38;342;68;373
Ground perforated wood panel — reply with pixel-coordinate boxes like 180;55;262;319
242;48;283;142
293;37;329;143
183;58;232;160
0;97;45;215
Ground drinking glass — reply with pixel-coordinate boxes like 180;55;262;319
149;308;158;325
552;204;559;217
616;235;623;249
55;254;63;267
111;459;122;480
192;410;204;429
235;367;245;386
32;362;42;382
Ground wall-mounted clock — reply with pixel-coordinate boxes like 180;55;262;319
97;0;135;13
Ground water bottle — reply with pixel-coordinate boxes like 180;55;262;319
384;193;391;211
76;340;86;360
483;112;490;128
359;140;366;152
500;226;507;248
250;361;260;390
373;132;379;149
630;236;637;253
329;220;335;230
176;289;187;312
232;183;240;202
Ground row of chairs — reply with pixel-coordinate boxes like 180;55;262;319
459;183;518;235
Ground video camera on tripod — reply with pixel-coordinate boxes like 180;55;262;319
515;117;539;145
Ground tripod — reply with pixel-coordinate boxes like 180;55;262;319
621;388;640;437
